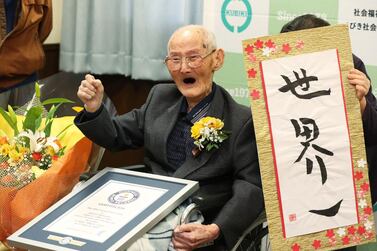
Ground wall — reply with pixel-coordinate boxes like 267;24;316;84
204;0;377;106
38;1;152;168
39;0;63;79
44;0;63;44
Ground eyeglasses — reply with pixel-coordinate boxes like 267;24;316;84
164;49;216;71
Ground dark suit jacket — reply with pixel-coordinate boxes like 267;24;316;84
354;55;377;203
354;54;377;147
75;83;264;249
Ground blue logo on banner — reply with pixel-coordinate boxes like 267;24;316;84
221;0;252;33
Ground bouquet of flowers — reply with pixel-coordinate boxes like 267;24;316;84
191;116;230;152
0;83;92;241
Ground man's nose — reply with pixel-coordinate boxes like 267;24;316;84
180;59;191;73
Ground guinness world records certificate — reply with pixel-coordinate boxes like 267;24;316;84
7;168;199;251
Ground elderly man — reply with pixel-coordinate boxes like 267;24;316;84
75;25;263;250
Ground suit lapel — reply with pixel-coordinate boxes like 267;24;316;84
173;86;225;178
154;96;183;164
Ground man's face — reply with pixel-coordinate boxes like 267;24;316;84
167;29;222;107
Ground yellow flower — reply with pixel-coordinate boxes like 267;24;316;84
17;146;29;155
190;116;229;152
201;117;224;130
31;165;46;179
191;117;224;140
0;144;11;156
191;123;203;140
46;145;56;156
8;149;23;163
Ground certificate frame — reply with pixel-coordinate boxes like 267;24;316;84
7;167;199;251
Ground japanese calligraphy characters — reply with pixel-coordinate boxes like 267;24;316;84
279;68;331;99
260;49;357;238
290;118;334;185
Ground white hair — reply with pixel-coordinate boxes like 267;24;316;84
167;25;217;53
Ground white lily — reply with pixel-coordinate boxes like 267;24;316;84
17;129;61;154
17;130;46;152
45;136;61;153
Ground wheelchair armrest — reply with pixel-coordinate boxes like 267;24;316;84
179;203;203;225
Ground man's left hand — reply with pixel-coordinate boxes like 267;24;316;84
172;223;220;251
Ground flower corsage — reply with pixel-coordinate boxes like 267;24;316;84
191;116;230;153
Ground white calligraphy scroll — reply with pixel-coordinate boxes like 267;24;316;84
260;49;358;238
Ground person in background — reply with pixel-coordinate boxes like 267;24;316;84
75;25;263;250
281;14;377;251
0;0;52;108
280;14;377;148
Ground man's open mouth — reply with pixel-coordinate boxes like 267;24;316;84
183;77;196;84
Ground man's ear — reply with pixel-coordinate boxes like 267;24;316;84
213;49;225;71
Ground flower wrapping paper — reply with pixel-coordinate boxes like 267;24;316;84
0;116;92;241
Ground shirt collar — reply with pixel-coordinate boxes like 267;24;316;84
180;83;216;124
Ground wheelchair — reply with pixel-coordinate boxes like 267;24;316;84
78;165;270;251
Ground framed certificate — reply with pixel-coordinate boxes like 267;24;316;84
7;167;199;251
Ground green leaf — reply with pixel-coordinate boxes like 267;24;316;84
7;105;17;126
44;120;53;137
206;143;218;152
41;98;74;106
35;82;41;98
23;106;43;132
56;146;66;157
44;105;58;137
56;124;73;138
47;104;59;120
0;107;18;135
34;113;43;131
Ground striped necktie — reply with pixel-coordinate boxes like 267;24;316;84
0;0;6;41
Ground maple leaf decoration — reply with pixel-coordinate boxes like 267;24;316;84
296;40;304;49
247;68;257;78
245;44;254;54
265;39;276;49
342;236;350;245
326;229;335;238
357;226;366;235
254;39;264;49
248;53;257;62
360;182;369;192
364;206;372;215
312;240;321;249
282;43;292;54
291;243;300;251
347;226;356;235
355;171;363;181
250;89;260;100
